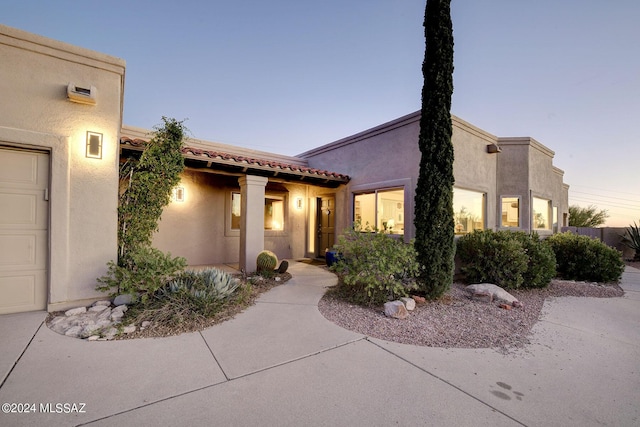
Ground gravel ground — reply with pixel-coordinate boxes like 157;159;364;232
318;279;624;352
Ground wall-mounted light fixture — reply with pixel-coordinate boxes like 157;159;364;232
172;186;185;202
86;131;103;159
295;197;303;210
68;83;97;105
487;144;502;154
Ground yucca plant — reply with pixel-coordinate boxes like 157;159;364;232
624;221;640;261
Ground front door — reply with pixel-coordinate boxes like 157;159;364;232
0;147;49;314
317;196;335;258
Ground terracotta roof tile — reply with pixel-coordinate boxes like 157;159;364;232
120;136;349;182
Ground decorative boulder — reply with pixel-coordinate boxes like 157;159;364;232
114;294;134;306
276;260;289;274
400;297;416;311
465;283;523;308
384;301;408;319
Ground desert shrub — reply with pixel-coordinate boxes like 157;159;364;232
329;226;420;306
97;246;186;304
457;230;555;289
546;232;625;282
163;268;240;316
510;232;557;288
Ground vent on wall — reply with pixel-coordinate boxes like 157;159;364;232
67;83;97;105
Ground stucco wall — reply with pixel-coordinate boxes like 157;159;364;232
152;171;315;265
301;111;500;239
0;25;125;309
497;137;569;233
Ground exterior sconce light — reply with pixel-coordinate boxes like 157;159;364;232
295;197;303;210
172;186;185;202
487;144;501;154
86;131;103;159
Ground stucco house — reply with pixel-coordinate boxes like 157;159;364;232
0;25;569;314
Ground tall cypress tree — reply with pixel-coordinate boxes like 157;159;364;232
414;0;455;299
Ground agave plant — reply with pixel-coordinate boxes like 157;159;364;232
624;221;640;261
166;268;240;301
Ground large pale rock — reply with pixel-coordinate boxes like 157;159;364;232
93;300;112;307
64;326;83;338
384;301;408;319
65;307;86;316
400;297;416;311
465;283;523;308
89;305;109;312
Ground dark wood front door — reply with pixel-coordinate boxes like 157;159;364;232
317;196;335;257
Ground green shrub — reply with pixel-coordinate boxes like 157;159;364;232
97;246;186;304
256;250;278;273
546;232;625;282
456;230;555;289
510;232;556;288
329;226;420;306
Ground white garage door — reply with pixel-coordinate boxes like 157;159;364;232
0;147;49;314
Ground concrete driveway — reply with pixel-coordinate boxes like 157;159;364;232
1;262;638;426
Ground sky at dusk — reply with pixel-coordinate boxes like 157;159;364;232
1;0;638;226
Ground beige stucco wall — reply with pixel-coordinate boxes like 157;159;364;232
152;170;319;265
497;137;569;234
300;111;499;240
0;25;125;310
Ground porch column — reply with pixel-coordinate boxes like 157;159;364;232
238;175;268;273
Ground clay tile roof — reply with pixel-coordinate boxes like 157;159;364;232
119;136;349;184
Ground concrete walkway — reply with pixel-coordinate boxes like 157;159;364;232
1;262;639;426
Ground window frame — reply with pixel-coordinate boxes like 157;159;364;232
227;190;288;236
532;196;552;231
500;195;521;228
453;187;486;235
353;187;405;235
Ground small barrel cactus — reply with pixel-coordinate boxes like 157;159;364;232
256;250;278;272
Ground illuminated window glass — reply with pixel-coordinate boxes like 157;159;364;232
231;192;285;231
501;196;520;228
354;188;404;235
533;197;551;230
453;188;485;234
265;197;284;230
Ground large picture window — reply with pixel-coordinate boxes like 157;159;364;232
453;188;485;234
532;197;551;230
501;196;520;228
231;192;285;231
354;188;404;235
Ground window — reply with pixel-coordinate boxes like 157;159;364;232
231;192;241;229
264;197;284;230
231;192;285;231
552;206;558;233
354;188;404;234
453;188;485;234
501;196;520;228
533;197;551;230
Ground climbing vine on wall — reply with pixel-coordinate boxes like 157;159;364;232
118;117;187;266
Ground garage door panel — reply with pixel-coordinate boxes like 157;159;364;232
0;191;38;226
0;150;41;187
0;231;46;269
0;272;46;314
0;148;48;314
